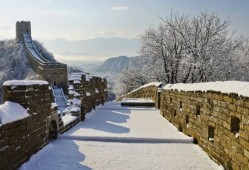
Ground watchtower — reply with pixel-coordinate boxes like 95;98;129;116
16;21;31;42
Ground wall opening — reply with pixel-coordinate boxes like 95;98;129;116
101;97;104;105
170;97;172;104
174;110;176;118
193;137;198;144
196;105;200;116
231;117;240;133
208;126;215;143
157;92;161;109
180;101;182;109
26;29;29;33
186;115;189;125
54;81;57;86
49;120;58;140
92;100;96;110
178;125;183;132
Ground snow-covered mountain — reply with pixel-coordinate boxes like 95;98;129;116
0;40;56;103
96;56;131;73
93;56;141;100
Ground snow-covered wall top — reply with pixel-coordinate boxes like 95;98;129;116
130;82;162;94
163;81;249;98
0;101;29;125
3;80;48;86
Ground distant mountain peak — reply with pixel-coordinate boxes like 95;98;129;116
96;56;131;73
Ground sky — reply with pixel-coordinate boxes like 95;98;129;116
0;0;249;63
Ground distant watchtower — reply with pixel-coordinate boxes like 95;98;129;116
16;21;31;42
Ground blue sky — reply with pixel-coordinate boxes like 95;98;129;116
0;0;248;62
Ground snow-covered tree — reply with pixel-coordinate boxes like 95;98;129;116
117;12;249;95
0;40;46;103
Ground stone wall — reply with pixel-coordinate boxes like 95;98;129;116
0;81;60;170
16;21;31;42
18;21;68;93
160;89;249;169
0;76;108;169
116;84;161;109
116;81;249;169
24;45;68;93
68;73;108;120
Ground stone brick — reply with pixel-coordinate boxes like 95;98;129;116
158;89;249;169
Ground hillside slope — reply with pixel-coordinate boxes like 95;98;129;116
0;40;56;103
96;56;131;73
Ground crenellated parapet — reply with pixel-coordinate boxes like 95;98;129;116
116;82;162;108
120;81;249;169
160;82;249;169
17;21;68;93
68;73;108;120
16;21;31;42
0;80;61;169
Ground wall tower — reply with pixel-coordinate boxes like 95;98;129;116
16;21;31;42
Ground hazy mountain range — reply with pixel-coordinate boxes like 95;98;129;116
42;37;140;64
96;56;131;72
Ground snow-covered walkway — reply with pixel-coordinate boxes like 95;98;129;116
20;102;222;170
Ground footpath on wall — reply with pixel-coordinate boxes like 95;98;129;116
20;102;221;170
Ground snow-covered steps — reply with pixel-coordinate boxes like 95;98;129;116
52;87;67;115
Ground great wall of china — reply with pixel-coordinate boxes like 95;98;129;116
117;82;249;170
0;21;107;169
1;21;249;170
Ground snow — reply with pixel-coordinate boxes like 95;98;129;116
68;90;75;95
95;88;99;93
68;85;74;90
20;102;222;170
70;107;80;112
71;72;85;76
129;82;162;94
163;81;249;98
73;80;81;84
62;115;78;126
69;90;80;97
69;73;87;82
122;98;154;103
3;80;48;86
72;98;81;106
63;97;81;115
0;101;29;125
51;103;57;109
74;93;80;97
86;92;91;96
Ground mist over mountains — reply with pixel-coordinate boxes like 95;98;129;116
42;37;140;63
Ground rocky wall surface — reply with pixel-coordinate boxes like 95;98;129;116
24;40;68;93
116;85;161;109
68;73;108;120
0;81;59;170
160;89;249;169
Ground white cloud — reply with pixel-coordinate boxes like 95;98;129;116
112;6;128;11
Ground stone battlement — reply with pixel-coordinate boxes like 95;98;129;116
17;21;68;92
117;81;249;169
16;21;31;42
0;77;108;170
